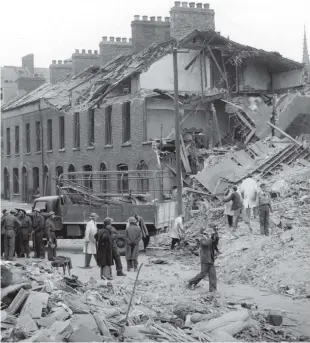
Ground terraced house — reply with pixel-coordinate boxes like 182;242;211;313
2;1;309;202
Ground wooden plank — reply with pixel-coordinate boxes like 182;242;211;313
206;45;229;89
20;291;49;319
1;282;31;300
298;158;310;167
267;122;302;147
7;288;29;315
180;136;191;173
211;102;222;148
244;129;256;146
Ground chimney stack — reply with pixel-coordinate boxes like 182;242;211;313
22;54;34;75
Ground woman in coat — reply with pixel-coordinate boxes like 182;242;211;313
95;219;113;279
83;213;98;268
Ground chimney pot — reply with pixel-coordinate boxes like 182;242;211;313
165;17;170;22
129;38;132;43
157;16;162;21
134;15;140;21
75;49;79;53
52;60;56;64
82;49;86;53
94;50;98;54
122;37;127;42
150;16;155;22
116;37;121;42
142;15;148;21
88;49;92;54
203;3;210;8
175;1;181;6
189;2;195;7
102;36;108;41
182;2;188;7
58;60;62;64
110;37;115;42
196;3;202;8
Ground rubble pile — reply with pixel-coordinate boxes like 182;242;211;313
1;259;305;342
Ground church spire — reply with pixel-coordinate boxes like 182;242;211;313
303;25;309;64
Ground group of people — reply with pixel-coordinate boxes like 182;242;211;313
1;208;58;261
82;213;149;280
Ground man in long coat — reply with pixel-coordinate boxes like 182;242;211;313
1;209;21;261
95;218;113;279
83;213;98;268
45;211;57;261
134;213;149;252
125;217;142;272
17;209;32;258
32;208;45;258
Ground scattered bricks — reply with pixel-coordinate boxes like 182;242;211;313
267;310;283;326
47;307;70;321
68;324;102;342
6;288;29;315
20;291;49;319
16;312;38;335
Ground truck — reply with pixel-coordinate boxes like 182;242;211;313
32;170;177;253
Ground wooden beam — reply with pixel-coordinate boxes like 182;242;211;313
210;102;222;148
244;128;256;146
206;45;229;89
267;122;302;146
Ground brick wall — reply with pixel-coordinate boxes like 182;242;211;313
1;98;159;201
100;37;133;67
72;50;100;75
170;2;215;39
49;60;73;84
131;15;171;53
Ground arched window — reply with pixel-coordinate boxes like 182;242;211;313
33;167;40;195
116;163;128;193
21;166;28;202
99;162;108;193
13;168;19;194
3;168;10;199
83;165;93;190
68;164;76;181
55;166;64;192
137;160;149;192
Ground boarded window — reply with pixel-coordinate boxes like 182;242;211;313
137;160;149;192
117;163;129;193
83;165;93;190
6;128;11;155
47;119;53;150
36;122;41;152
59;116;65;149
26;123;30;153
73;113;80;148
68;164;76;181
15;126;19;154
13;168;19;194
122;102;131;143
105;106;112;145
99;162;108;193
88;109;95;146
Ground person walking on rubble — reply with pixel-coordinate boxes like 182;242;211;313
125;217;142;272
239;174;258;232
223;186;243;236
170;215;184;249
105;218;126;277
134;213;150;252
1;209;8;257
258;183;272;236
32;208;45;259
187;227;217;292
45;212;57;261
95;218;113;279
17;209;32;258
223;185;234;228
83;213;98;268
1;209;21;261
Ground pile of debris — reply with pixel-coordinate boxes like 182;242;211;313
1;258;306;342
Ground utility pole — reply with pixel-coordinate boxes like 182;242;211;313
38;100;45;196
173;48;183;216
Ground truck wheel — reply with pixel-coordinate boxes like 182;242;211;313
115;236;126;256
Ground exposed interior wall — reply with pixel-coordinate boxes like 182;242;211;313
239;59;271;91
140;51;211;92
272;69;304;90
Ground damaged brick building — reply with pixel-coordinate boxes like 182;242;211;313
2;1;310;202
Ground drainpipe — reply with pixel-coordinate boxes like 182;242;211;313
38;100;45;196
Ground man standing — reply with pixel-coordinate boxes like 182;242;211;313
1;209;21;261
187;227;217;292
32;208;45;258
223;186;243;235
83;213;98;268
45;212;57;261
170;215;184;249
17;209;32;258
134;213;149;252
258;183;272;236
125;217;142;272
1;209;8;257
239;175;258;232
223;185;234;228
105;218;126;277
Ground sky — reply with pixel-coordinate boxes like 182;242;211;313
0;0;309;68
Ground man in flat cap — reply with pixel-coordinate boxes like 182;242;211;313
45;211;57;261
17;209;32;258
1;209;21;261
32;208;45;258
